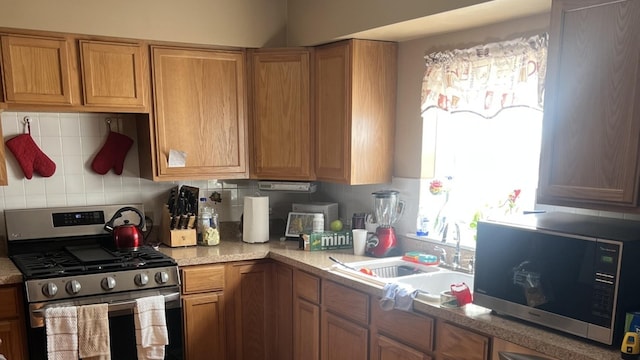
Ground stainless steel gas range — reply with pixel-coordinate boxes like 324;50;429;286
6;204;183;360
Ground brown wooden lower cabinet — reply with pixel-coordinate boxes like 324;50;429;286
225;260;275;360
373;334;432;360
182;292;225;360
180;265;226;360
295;298;320;360
321;311;368;360
436;320;489;360
491;337;557;360
370;297;434;360
0;285;27;360
294;269;321;360
275;263;294;360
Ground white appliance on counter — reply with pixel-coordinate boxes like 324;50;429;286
292;202;338;231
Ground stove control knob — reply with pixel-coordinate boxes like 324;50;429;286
155;271;169;284
101;276;116;291
66;280;82;295
135;273;149;286
42;283;58;298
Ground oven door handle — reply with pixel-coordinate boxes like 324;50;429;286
31;292;181;318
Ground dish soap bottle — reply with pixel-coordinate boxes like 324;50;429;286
416;207;429;237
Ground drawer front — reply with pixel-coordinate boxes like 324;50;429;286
0;286;20;318
372;299;434;353
322;280;369;325
294;269;320;304
182;265;225;294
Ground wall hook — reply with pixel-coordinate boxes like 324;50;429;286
22;116;31;134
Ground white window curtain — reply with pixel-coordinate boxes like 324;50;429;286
420;34;548;118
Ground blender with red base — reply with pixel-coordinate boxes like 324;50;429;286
366;190;404;257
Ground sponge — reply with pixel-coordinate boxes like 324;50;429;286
402;251;439;265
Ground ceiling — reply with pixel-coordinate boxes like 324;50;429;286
344;0;552;42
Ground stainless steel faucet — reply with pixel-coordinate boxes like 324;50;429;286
441;221;462;269
433;246;447;265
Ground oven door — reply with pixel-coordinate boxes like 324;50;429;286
25;287;183;360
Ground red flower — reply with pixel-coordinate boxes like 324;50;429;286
429;180;444;195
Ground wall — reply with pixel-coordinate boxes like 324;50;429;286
285;0;491;46
0;0;288;47
0;111;261;255
393;12;551;179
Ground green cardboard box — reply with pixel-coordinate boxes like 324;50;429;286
301;231;353;251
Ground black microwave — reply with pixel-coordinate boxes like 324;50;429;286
474;212;640;346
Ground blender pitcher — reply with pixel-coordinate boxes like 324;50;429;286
367;190;403;257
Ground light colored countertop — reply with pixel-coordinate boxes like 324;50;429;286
0;257;22;285
162;238;620;360
0;238;621;359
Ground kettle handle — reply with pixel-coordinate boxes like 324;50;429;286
104;207;145;232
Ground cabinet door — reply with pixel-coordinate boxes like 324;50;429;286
151;46;248;180
226;261;274;360
80;40;147;108
321;311;368;360
0;319;26;360
371;298;434;355
250;48;314;180
314;39;396;185
294;298;320;360
373;334;432;360
314;41;350;183
436;321;489;360
491;337;557;360
275;263;293;360
1;34;74;105
182;292;225;360
537;0;640;206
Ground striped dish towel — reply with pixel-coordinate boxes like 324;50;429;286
45;306;78;360
134;295;168;360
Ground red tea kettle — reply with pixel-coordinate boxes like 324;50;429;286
104;207;145;250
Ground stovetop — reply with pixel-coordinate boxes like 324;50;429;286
11;244;177;279
6;205;181;304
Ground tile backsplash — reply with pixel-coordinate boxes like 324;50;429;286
0;111;416;254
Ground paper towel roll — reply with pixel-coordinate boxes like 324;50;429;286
242;196;270;243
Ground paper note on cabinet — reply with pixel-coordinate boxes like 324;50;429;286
168;149;187;167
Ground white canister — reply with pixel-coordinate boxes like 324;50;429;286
242;196;270;243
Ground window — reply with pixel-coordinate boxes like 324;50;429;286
418;34;548;248
420;106;543;248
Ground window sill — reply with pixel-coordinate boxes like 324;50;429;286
403;233;476;251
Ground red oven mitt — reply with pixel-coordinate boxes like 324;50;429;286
5;133;56;179
91;131;134;175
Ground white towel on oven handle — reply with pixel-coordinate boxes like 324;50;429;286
134;295;168;360
45;305;78;360
77;303;110;360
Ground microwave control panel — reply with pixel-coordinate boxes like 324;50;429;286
590;242;621;325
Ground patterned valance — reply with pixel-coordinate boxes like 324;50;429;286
420;34;548;118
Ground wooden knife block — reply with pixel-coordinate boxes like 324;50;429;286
161;207;197;247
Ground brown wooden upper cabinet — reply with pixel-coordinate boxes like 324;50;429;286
1;34;76;105
148;46;248;181
249;48;314;180
314;39;397;185
79;40;148;110
537;0;640;208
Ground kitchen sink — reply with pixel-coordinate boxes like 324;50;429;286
329;256;474;304
329;256;442;285
396;270;474;303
